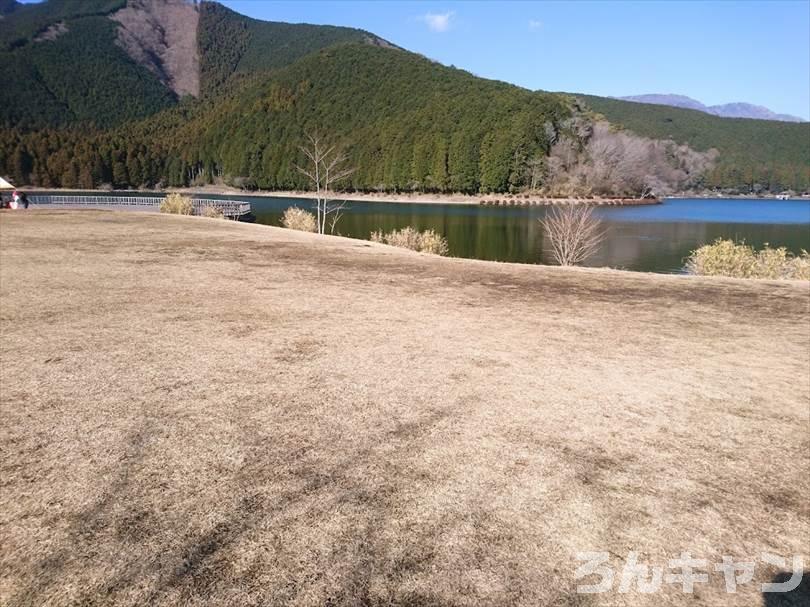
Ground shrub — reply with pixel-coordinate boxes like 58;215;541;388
418;229;450;256
790;252;810;280
540;204;605;266
383;226;423;250
281;207;317;232
686;239;810;280
200;205;224;219
160;193;193;215
369;226;449;256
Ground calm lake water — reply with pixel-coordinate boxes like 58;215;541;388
37;193;810;273
244;196;810;273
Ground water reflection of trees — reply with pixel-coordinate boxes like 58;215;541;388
583;222;809;272
250;197;810;273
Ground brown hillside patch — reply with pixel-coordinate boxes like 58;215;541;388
33;21;68;42
112;0;200;97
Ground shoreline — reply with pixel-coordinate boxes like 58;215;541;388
20;186;810;205
214;189;664;207
26;186;651;206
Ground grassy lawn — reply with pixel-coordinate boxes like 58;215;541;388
1;210;807;606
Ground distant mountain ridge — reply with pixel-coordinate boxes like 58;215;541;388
618;94;806;123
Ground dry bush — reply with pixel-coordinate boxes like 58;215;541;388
686;240;756;277
159;193;193;215
381;226;422;251
418;229;450;256
281;207;317;232
540;205;605;266
686;240;810;280
791;252;810;280
370;227;449;256
200;205;224;219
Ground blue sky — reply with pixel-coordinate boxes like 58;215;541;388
222;0;810;119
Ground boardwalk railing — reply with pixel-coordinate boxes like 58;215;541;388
28;195;251;218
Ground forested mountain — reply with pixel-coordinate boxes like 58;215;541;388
0;0;176;128
198;2;391;96
0;0;21;16
152;43;570;192
0;43;571;193
0;0;807;195
0;0;382;128
579;94;810;192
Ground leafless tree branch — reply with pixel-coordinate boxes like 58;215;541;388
540;204;606;266
297;133;356;234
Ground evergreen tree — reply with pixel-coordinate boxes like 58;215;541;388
448;131;479;193
112;160;128;188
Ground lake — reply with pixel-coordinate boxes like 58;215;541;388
33;193;810;273
244;196;810;273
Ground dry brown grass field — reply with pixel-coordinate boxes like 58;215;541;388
1;210;808;607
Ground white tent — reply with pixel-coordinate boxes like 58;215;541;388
0;177;15;190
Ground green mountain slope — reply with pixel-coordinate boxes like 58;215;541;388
0;0;21;17
156;43;570;191
0;43;570;192
198;1;391;96
0;0;124;50
578;94;810;191
0;0;387;128
0;0;174;128
0;15;176;128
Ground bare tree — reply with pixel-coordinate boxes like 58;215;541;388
295;133;356;234
540;204;605;266
526;156;545;191
545;122;716;198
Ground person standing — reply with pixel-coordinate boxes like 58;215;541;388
10;190;19;210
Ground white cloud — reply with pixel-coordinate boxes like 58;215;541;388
421;11;455;33
528;19;542;31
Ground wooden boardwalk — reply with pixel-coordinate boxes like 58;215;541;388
27;195;251;219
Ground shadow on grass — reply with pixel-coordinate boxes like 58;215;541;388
8;406;494;606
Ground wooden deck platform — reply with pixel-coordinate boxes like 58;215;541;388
27;195;251;219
